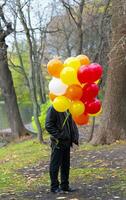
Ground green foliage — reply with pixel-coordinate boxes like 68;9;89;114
9;46;31;105
98;89;104;101
98;5;105;13
85;0;109;16
32;100;51;131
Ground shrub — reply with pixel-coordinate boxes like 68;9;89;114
32;100;51;131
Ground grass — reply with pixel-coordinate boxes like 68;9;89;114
105;169;126;195
70;167;109;183
79;140;126;152
0;139;50;193
0;138;126;195
79;143;103;151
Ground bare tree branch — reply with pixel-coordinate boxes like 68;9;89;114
61;0;79;26
0;4;13;39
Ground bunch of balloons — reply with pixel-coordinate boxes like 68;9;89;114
47;55;103;125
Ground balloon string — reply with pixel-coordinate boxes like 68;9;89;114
62;112;70;129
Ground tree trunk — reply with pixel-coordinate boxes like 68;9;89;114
90;0;126;145
76;25;83;55
39;70;46;104
76;0;84;55
0;42;26;138
16;0;44;142
62;0;84;55
29;73;44;142
34;63;46;105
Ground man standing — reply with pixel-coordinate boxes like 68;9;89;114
45;105;79;193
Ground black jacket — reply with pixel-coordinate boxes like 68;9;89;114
45;106;79;146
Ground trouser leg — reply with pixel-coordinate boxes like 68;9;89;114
49;143;62;191
60;146;70;190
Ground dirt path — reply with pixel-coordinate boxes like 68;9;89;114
0;128;126;200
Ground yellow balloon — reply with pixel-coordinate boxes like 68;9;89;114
60;67;79;85
52;96;71;112
89;107;102;117
81;83;87;87
95;79;100;84
64;57;81;71
69;100;85;116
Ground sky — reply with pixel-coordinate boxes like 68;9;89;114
4;0;56;48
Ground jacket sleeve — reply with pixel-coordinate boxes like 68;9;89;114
45;106;61;139
71;119;79;145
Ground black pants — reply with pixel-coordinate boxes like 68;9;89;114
50;141;70;191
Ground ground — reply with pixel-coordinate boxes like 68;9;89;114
0;126;126;200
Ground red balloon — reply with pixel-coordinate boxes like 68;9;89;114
81;83;99;102
73;112;89;125
90;63;103;80
77;63;103;83
77;65;91;83
85;99;101;114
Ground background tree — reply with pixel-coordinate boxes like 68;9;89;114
7;0;59;142
13;0;45;142
0;0;115;144
90;0;126;145
0;2;28;138
47;0;111;64
61;0;85;55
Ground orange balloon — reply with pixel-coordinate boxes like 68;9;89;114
49;93;57;101
77;55;90;66
73;113;89;125
65;84;83;100
47;59;64;78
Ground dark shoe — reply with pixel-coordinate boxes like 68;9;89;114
51;188;61;193
61;187;76;193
